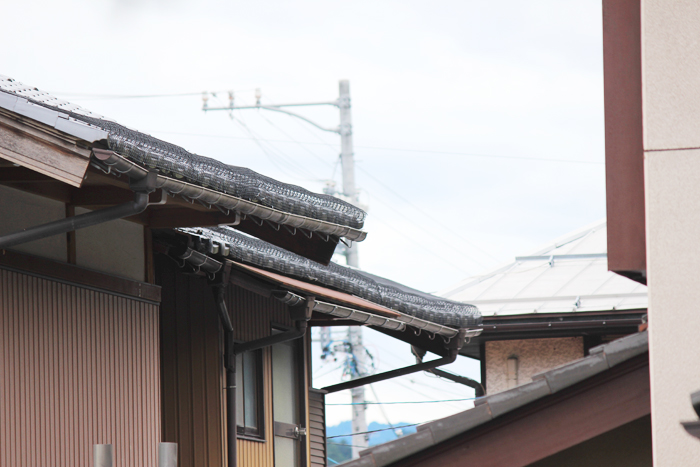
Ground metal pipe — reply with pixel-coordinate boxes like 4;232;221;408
158;443;178;467
322;329;467;394
212;285;236;467
429;368;484;397
234;319;308;354
0;190;150;249
323;348;460;394
94;444;113;467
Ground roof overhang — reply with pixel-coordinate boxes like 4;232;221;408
459;309;647;359
0;108;363;264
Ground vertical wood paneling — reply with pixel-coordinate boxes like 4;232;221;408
0;268;161;467
158;256;224;467
308;390;327;467
157;254;307;467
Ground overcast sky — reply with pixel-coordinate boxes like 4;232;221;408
2;0;606;427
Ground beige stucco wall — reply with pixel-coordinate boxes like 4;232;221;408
644;150;700;465
643;1;700;151
0;184;66;262
485;337;583;394
642;3;700;465
75;207;145;282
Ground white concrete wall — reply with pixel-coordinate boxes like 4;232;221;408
75;207;145;282
0;184;66;262
485;337;583;394
642;3;700;465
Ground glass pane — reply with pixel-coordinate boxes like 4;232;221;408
244;351;258;429
272;341;297;424
236;353;244;427
274;436;297;467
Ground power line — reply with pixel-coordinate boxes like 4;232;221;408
327;423;423;439
51;89;256;100
355;164;499;265
146;130;602;164
326;397;476;405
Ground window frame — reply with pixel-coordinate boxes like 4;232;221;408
235;347;266;441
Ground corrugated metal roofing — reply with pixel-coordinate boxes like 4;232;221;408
439;220;647;315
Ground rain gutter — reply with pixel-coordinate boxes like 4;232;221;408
92;150;367;242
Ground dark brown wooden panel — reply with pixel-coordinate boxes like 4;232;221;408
603;0;646;283
393;355;650;467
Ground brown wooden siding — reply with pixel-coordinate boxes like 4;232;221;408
229;284;295;467
308;390;327;467
0;267;161;467
158;256;225;467
158;255;295;467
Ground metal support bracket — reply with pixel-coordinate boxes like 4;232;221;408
322;329;468;394
233;297;315;355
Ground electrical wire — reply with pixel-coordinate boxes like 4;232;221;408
369;384;401;438
355;164;500;265
143;130;602;165
326;397;476;405
327;423;424;439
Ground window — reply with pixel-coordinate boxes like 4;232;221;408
236;349;264;438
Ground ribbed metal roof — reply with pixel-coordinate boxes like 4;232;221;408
439;220;647;315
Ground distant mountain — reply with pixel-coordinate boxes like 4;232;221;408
326;420;417;446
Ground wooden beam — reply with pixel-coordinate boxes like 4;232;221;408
0;248;161;303
0;166;57;182
0;114;92;187
395;355;650;467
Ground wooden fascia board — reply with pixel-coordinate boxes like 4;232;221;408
0;111;93;187
394;355;650;467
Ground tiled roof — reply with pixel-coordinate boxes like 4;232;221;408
340;331;648;467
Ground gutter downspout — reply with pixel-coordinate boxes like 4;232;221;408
322;329;468;394
0;171;157;249
411;346;484;397
211;271;237;467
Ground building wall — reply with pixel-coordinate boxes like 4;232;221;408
157;255;301;467
485;337;583;394
0;267;161;467
0;184;66;262
641;2;700;465
0;185;146;282
75;207;145;282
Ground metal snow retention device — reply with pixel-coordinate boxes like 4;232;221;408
92;149;367;242
0;75;368;265
175;226;482;328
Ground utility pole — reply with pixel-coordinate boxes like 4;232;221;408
203;80;369;457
